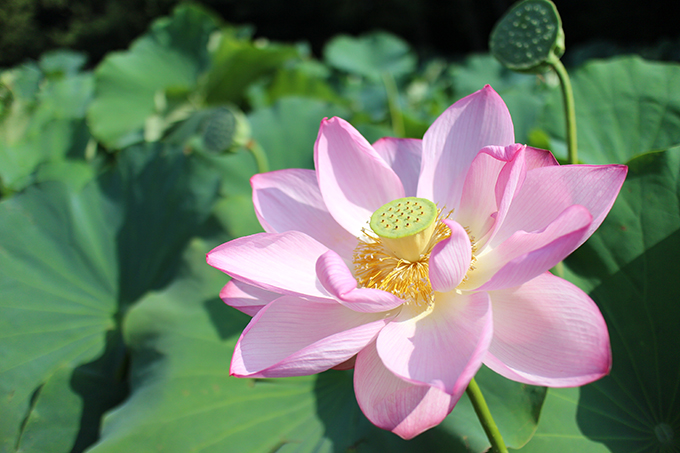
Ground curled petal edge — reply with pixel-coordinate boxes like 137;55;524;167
316;250;405;313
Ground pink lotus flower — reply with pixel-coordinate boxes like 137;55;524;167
207;85;626;439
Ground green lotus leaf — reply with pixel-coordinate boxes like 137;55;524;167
539;57;680;164
324;32;417;81
520;147;680;452
87;5;219;149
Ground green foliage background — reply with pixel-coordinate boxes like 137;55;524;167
1;4;679;452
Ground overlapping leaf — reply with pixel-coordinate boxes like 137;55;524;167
0;180;121;453
87;5;219;149
0;58;92;191
0;142;228;452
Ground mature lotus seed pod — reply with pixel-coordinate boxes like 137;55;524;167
490;0;565;74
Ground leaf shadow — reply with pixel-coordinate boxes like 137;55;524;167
576;229;680;452
312;369;474;452
69;329;129;452
203;296;251;341
100;143;221;308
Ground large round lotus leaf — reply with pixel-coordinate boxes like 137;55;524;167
539;57;680;164
0;181;122;453
519;147;680;452
0;142;230;452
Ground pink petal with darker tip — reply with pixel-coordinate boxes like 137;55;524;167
354;341;457;440
316;250;404;313
491;164;627;248
207;231;332;300
314;117;404;237
252;169;357;260
485;272;611;386
230;296;391;378
220;279;280;316
418;85;515;211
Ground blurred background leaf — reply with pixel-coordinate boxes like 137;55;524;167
0;54;93;192
324;32;416;82
204;34;299;106
538;57;680;164
248;97;349;170
87;5;219;149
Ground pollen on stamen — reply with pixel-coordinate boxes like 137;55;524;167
461;226;479;282
353;208;454;307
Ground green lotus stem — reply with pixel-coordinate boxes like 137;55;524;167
550;58;578;165
382;71;405;138
0;181;12;198
553;260;565;278
247;139;269;174
466;377;509;453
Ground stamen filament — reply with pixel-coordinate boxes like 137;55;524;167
353;208;453;307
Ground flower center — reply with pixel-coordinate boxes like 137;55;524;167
353;197;451;306
369;197;438;261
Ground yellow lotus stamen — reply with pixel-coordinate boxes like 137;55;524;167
353;200;453;307
461;226;479;282
353;198;480;307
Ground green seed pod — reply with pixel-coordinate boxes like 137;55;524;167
370;197;438;262
201;106;251;154
202;107;236;153
489;0;565;74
